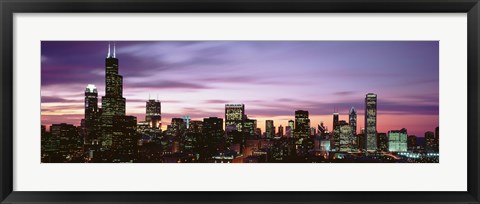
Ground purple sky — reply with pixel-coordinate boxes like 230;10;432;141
41;41;439;136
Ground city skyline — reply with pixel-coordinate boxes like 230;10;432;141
41;41;439;137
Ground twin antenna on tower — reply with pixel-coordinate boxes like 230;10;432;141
107;41;116;58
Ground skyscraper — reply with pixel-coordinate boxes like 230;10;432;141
333;112;339;131
349;107;357;136
388;128;408;152
85;84;98;125
102;42;126;116
171;118;186;138
50;123;81;160
377;133;388;152
265;120;275;138
101;42;126;148
145;99;161;129
294;110;311;156
294;110;310;139
225;104;245;132
111;115;137;162
203;117;225;158
337;121;354;152
84;84;99;143
243;117;257;137
425;131;435;152
365;93;377;151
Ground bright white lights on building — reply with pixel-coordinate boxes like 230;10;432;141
86;84;97;93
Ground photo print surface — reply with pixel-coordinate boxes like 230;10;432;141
41;41;439;163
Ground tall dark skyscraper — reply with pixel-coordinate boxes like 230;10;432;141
84;84;99;143
203;117;225;157
295;110;310;139
101;42;126;148
333;112;339;131
377;133;388;152
365;93;377;151
145;99;161;129
102;42;126;116
84;84;98;124
225;104;245;132
349;107;357;136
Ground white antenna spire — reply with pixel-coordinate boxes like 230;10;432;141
113;41;116;58
107;42;111;58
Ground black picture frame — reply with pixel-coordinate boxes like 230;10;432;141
1;0;479;203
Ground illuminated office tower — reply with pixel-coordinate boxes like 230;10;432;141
349;107;357;136
377;133;388;152
171;118;187;138
278;125;284;137
188;120;203;134
337;121;354;152
84;84;99;142
294;110;310;139
388;128;408;152
145;99;161;129
295;110;311;155
85;84;98;125
243;117;257;137
365;93;377;151
265;120;275;138
183;120;203;152
333;112;339;131
225;104;245;132
101;42;126;148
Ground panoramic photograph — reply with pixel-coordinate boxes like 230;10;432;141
41;41;439;163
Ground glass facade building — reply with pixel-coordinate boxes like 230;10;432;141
365;93;377;151
388;128;408;152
